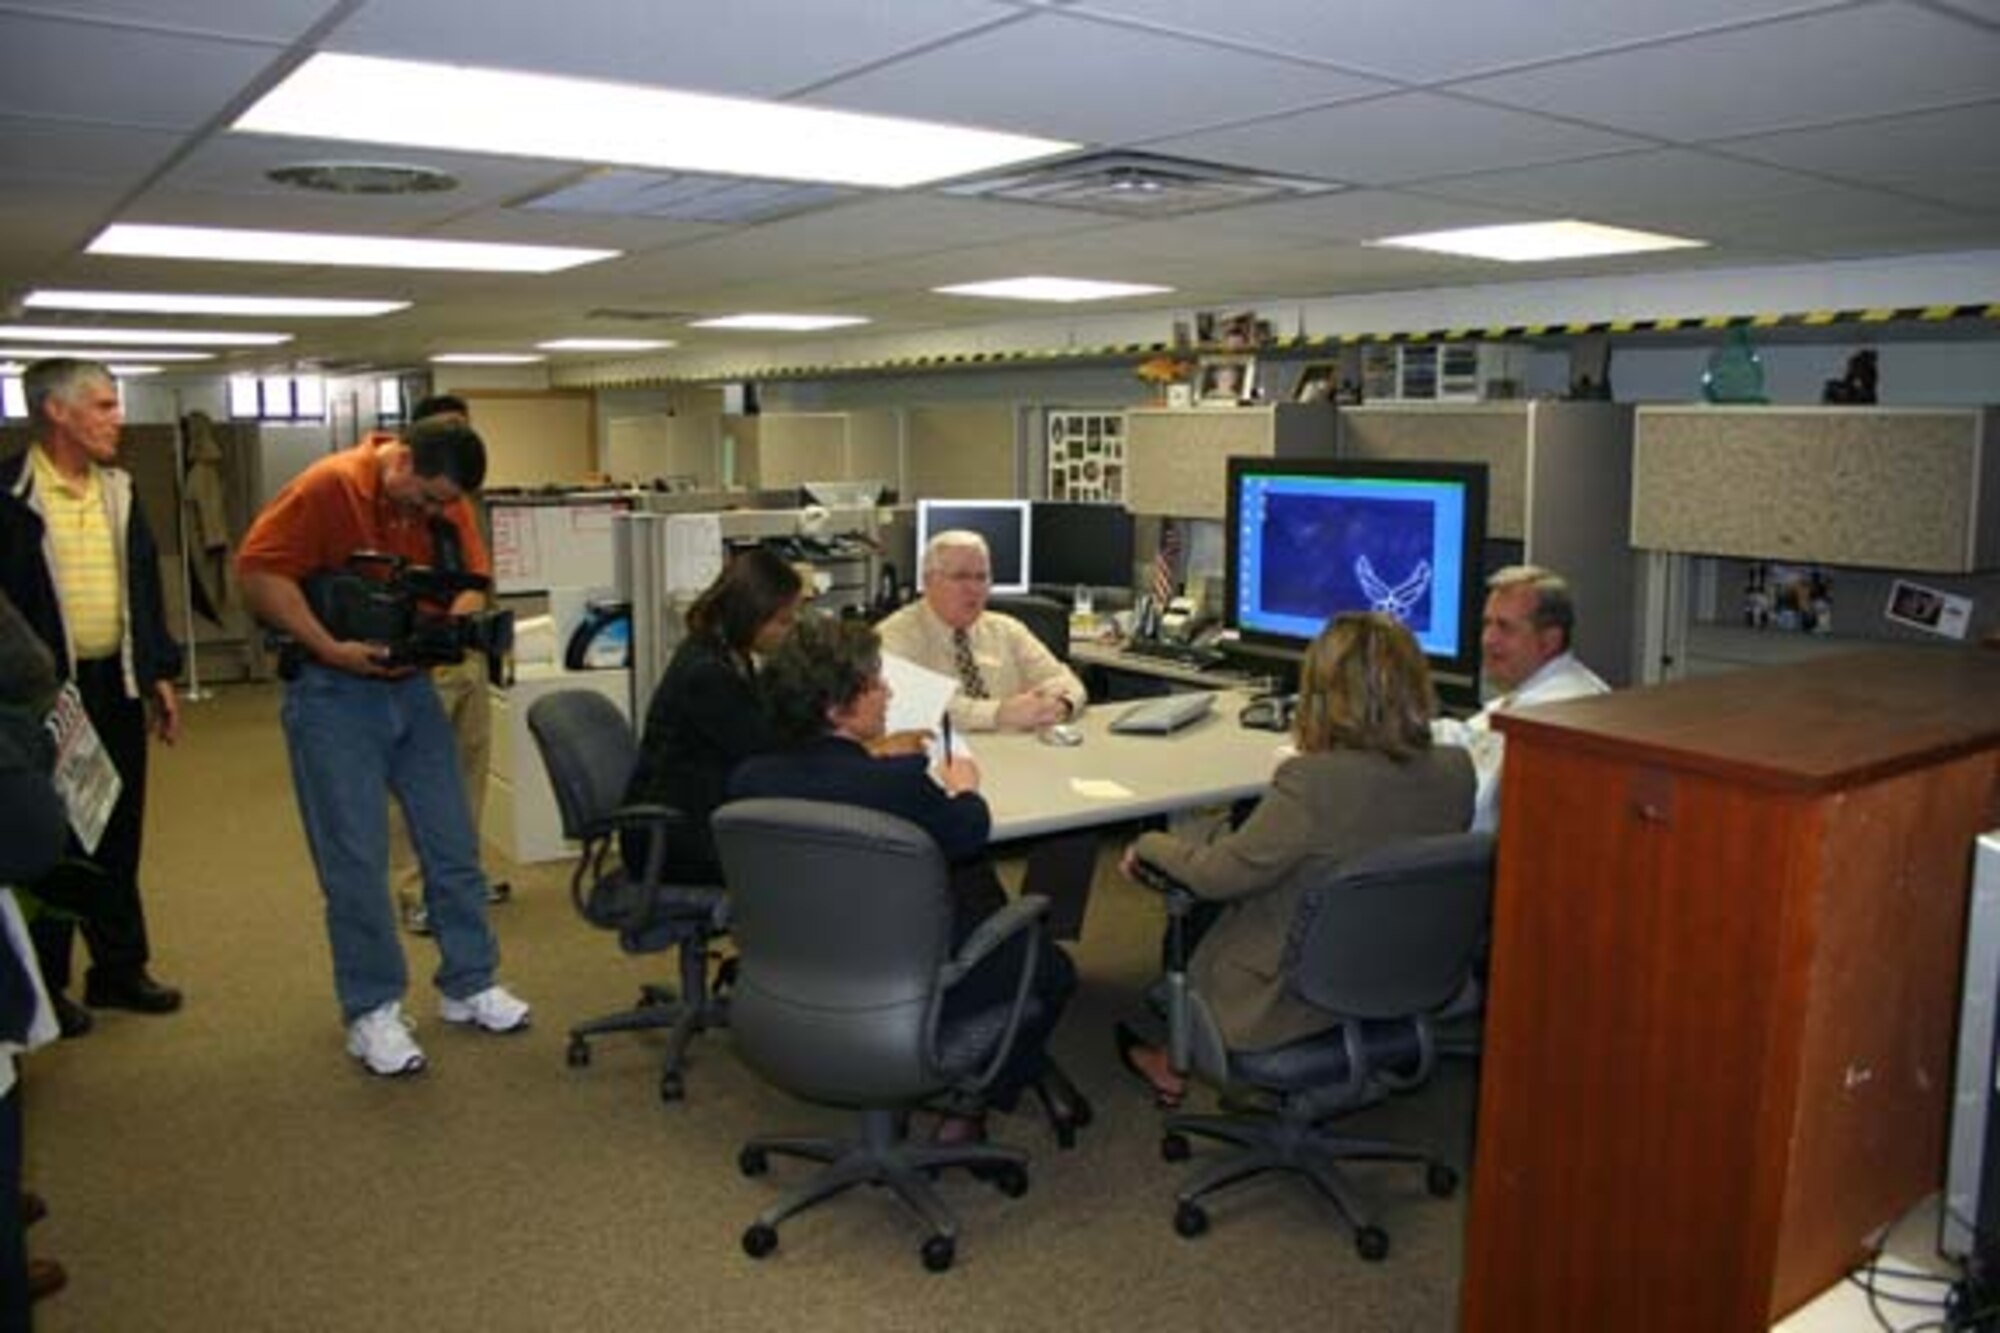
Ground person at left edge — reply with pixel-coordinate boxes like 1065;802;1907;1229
0;357;185;1035
236;418;531;1078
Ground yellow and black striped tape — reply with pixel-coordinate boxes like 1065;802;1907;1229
574;303;1999;387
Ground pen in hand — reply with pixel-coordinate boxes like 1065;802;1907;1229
941;712;954;765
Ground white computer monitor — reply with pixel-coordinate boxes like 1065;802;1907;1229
915;499;1032;595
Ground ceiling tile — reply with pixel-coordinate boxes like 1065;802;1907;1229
1414;148;1831;222
1;0;337;42
324;0;1022;100
803;11;1393;144
0;11;283;129
1062;0;1859;83
1453;4;2000;142
1717;101;2000;194
1146;91;1647;187
0;116;184;187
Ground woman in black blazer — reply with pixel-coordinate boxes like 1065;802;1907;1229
730;615;1077;1141
622;547;804;882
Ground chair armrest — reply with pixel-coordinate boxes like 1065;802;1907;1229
1131;857;1199;1077
933;895;1049;1094
937;896;1048;988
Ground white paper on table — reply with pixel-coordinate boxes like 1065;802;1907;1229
1070;778;1134;800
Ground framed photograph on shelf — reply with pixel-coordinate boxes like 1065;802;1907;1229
1293;362;1338;403
1197;355;1255;405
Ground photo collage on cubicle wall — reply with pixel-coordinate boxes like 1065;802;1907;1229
1046;410;1125;502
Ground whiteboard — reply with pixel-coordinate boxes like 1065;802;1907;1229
489;496;630;594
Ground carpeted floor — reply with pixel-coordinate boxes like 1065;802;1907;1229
22;682;1474;1332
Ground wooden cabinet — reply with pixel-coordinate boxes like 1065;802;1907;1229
1339;401;1636;685
1632;405;2000;572
1124;402;1333;519
1462;648;2000;1332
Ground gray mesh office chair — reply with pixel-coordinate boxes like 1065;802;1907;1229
1144;830;1496;1261
713;798;1048;1273
525;690;729;1103
986;593;1071;665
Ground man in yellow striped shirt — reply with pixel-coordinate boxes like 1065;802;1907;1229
0;358;185;1035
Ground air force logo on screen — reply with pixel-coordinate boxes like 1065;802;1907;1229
1356;556;1433;619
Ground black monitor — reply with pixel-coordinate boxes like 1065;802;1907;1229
915;499;1031;595
1225;457;1488;681
1031;502;1135;590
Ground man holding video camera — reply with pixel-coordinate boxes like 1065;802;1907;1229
237;418;530;1077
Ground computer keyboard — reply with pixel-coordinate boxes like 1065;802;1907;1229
1109;692;1218;735
1122;639;1228;671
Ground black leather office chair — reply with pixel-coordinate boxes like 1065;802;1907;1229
712;798;1048;1272
986;593;1071;665
525;690;729;1103
1144;830;1496;1260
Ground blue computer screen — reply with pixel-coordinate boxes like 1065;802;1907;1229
1226;458;1487;676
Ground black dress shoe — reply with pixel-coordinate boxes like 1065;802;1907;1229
52;994;93;1038
83;970;183;1014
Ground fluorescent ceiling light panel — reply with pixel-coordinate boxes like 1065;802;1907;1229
536;338;675;352
690;314;869;332
934;276;1174;303
26;290;409;317
429;353;545;365
89;223;616;274
1370;220;1705;263
0;347;213;362
0;324;290;347
235;53;1073;189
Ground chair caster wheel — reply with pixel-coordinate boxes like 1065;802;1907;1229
920;1235;955;1272
738;1147;768;1177
1173;1201;1209;1239
659;1071;684;1103
1427;1162;1458;1198
742;1223;778;1259
1161;1132;1192;1163
565;1037;590;1068
1356;1226;1390;1262
988;1163;1029;1198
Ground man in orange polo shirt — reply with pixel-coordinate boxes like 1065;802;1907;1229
237;419;530;1077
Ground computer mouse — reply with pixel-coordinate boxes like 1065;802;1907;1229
1039;723;1085;747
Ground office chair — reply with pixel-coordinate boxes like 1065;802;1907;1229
524;690;729;1103
712;798;1049;1272
1142;830;1496;1261
986;593;1072;665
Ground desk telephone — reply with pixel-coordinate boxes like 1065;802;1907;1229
1237;693;1296;732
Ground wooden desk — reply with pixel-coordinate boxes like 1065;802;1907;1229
1462;647;2000;1331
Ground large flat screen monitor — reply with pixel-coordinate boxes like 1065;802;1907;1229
1225;457;1488;680
1031;502;1134;590
915;499;1032;596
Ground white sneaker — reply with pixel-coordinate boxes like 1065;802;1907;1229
440;984;531;1034
346;1001;426;1077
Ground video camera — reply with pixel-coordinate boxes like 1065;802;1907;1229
281;551;514;685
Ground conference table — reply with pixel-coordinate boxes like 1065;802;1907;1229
966;689;1290;935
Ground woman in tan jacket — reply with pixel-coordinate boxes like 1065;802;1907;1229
1117;612;1474;1106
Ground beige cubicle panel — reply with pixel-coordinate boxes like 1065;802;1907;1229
1339;404;1531;540
1631;405;2000;572
1124;403;1335;519
905;404;1015;499
464;390;596;488
846;408;902;493
754;413;847;491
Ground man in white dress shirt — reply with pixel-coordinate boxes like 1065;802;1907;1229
876;530;1087;732
1434;564;1609;831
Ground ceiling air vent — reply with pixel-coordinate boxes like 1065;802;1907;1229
267;161;458;195
942;150;1339;217
518;169;853;225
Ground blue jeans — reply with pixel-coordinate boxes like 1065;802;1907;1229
280;665;497;1021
